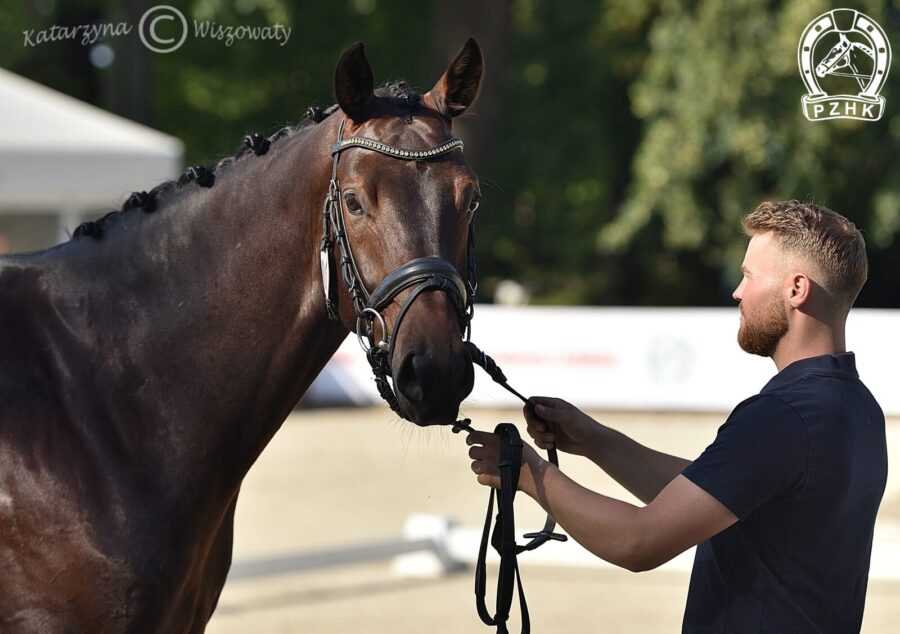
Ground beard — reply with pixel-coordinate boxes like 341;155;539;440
738;294;789;358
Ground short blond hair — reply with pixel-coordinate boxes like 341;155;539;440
742;200;868;306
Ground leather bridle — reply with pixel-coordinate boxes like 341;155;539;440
319;117;566;633
320;120;476;415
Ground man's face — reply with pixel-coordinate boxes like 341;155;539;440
732;233;789;357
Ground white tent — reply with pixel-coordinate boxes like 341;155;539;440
0;67;183;244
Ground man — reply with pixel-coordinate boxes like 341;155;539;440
467;201;887;632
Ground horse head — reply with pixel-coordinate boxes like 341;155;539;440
324;40;484;426
816;33;853;78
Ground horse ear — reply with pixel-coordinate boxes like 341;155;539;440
334;42;375;122
429;38;483;119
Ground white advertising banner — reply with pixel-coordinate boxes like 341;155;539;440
305;307;899;415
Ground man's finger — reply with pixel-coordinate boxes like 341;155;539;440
529;396;567;408
526;425;554;442
524;410;545;430
477;473;499;489
466;431;493;446
533;402;568;422
524;406;545;431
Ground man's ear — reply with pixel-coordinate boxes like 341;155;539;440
427;38;483;119
334;42;375;123
788;272;812;308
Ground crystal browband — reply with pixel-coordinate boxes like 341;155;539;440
331;136;464;160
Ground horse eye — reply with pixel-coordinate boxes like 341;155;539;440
468;194;481;213
343;191;364;215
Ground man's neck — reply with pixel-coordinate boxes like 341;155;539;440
772;320;846;372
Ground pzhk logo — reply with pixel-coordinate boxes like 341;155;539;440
798;9;891;122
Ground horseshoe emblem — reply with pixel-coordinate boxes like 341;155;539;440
798;9;891;122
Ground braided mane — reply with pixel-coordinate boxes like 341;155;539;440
73;80;421;241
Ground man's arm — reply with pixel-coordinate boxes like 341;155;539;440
467;430;737;572
585;424;691;504
526;464;737;572
525;398;691;504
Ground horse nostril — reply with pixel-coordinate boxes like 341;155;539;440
396;351;425;404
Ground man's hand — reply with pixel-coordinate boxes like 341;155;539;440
464;427;737;573
524;397;602;456
466;430;545;496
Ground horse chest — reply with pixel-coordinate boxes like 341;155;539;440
0;456;232;633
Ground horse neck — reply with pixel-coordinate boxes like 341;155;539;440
49;119;349;495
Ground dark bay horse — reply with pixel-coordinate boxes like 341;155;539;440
0;39;483;632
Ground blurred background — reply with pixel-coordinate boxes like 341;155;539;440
2;0;899;631
3;0;900;307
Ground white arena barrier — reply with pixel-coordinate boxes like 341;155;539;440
225;513;900;583
224;513;900;582
304;307;900;415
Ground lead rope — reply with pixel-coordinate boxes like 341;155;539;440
453;342;567;634
320;117;562;630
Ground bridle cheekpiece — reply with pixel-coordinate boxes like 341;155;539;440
319;120;477;418
318;115;566;634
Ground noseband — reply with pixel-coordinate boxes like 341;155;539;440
320;120;476;416
319;118;566;633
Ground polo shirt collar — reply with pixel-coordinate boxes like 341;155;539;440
762;352;858;393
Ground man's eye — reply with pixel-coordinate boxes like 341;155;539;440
344;191;364;215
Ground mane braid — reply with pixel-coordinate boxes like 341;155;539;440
70;83;422;242
377;80;420;101
71;103;341;241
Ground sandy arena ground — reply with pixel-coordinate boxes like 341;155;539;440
206;407;900;633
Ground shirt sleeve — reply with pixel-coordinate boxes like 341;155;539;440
681;394;808;520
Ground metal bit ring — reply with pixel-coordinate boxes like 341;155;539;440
356;308;390;353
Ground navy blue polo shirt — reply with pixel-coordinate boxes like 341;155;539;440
681;353;887;633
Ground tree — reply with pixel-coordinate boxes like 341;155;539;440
3;0;898;306
596;0;900;306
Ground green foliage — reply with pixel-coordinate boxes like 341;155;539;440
593;0;900;305
2;0;899;306
150;0;436;163
478;0;642;305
